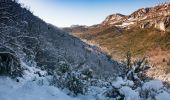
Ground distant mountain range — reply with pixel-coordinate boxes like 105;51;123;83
64;3;170;31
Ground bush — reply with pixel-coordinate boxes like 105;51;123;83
58;62;70;74
52;61;85;96
66;74;84;95
123;51;150;87
81;68;93;80
105;87;125;100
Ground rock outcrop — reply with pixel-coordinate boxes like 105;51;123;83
0;52;22;78
155;16;170;31
101;13;126;26
101;3;170;31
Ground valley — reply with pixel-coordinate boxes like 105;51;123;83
1;0;170;100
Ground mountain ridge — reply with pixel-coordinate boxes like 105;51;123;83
64;2;170;31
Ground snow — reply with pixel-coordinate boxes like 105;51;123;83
1;64;170;100
0;60;170;100
0;77;79;100
122;22;135;26
85;86;107;100
0;61;80;100
156;91;170;100
142;80;163;91
115;22;135;28
111;77;170;100
112;77;134;88
120;86;140;100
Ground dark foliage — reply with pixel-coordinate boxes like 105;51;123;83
0;52;23;78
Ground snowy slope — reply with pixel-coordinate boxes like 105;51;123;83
0;0;122;79
0;61;170;100
0;61;91;100
0;61;78;100
0;77;79;100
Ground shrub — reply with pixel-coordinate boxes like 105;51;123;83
66;74;84;95
105;87;125;100
81;68;93;80
52;61;85;96
123;51;150;87
58;62;70;74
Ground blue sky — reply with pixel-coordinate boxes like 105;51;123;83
19;0;170;27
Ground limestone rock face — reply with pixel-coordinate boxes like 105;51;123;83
155;16;170;31
129;8;150;19
140;22;153;29
102;13;126;26
155;22;166;31
164;16;170;28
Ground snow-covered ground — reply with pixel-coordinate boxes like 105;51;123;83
0;77;79;100
0;60;98;100
0;61;80;100
0;61;170;100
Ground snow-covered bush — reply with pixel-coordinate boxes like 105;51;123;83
57;61;70;74
121;51;150;87
139;80;166;99
102;52;153;100
50;61;86;96
81;68;93;80
54;71;85;96
104;87;125;99
66;74;84;96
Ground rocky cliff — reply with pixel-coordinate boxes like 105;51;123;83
101;3;170;31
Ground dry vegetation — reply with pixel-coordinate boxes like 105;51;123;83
68;25;170;74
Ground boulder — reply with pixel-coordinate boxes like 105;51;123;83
0;52;23;78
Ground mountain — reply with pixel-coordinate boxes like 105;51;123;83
0;0;123;78
63;3;170;84
101;3;170;31
65;3;170;32
64;3;170;57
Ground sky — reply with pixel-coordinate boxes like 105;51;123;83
18;0;170;27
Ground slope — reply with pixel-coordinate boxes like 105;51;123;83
0;0;122;78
